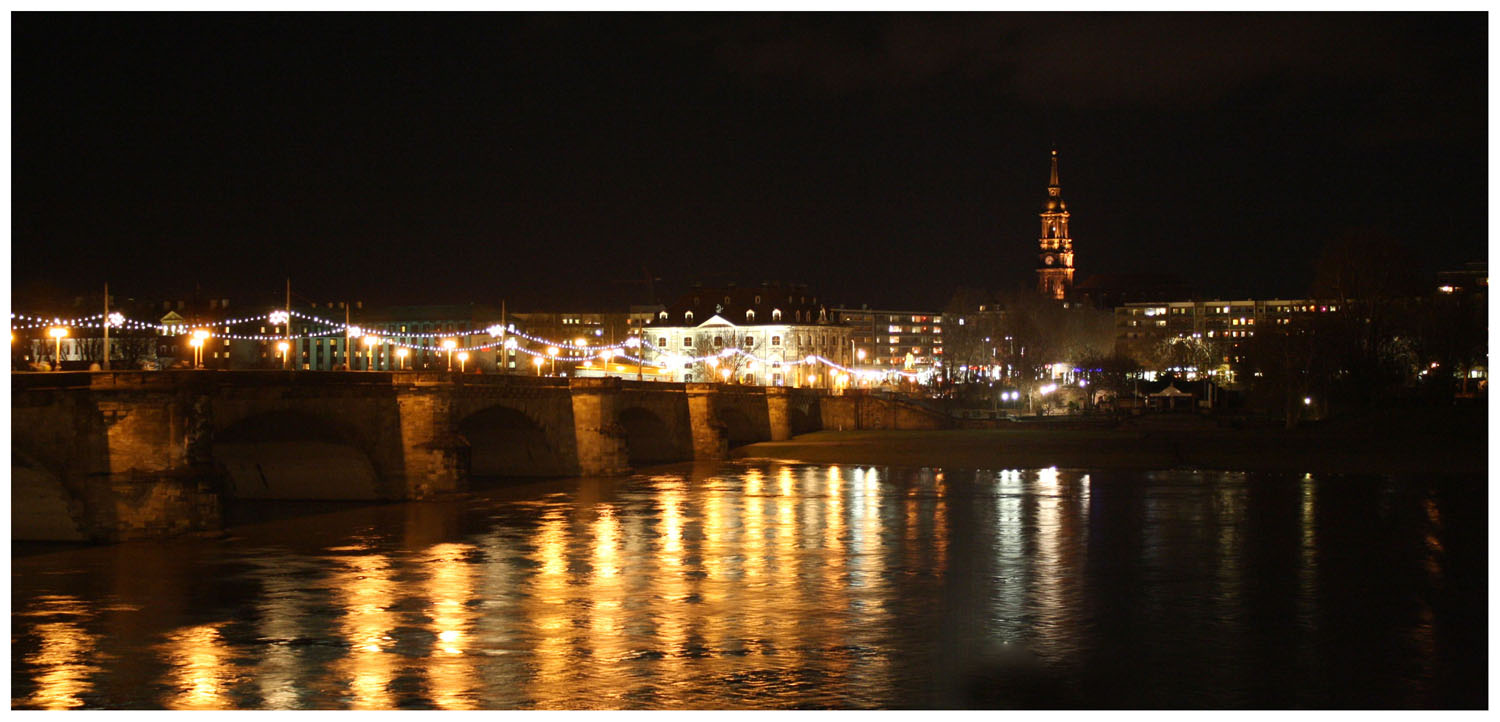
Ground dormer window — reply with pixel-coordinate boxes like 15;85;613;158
658;311;668;321
772;309;782;321
685;311;694;322
754;295;761;304
746;310;756;322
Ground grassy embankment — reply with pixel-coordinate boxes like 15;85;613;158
733;407;1488;474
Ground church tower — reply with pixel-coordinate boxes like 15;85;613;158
1036;149;1075;300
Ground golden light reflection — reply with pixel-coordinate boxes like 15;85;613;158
425;542;479;709
330;553;396;710
589;505;626;672
528;512;572;707
162;623;237;710
254;561;311;709
22;596;99;709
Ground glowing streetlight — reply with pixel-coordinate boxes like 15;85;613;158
441;338;457;371
276;340;290;369
363;334;378;371
533;355;545;376
457;351;469;373
191;329;210;369
1303;396;1312;406
719;367;731;383
395;347;409;370
47;326;68;371
546;346;559;376
573;337;587;349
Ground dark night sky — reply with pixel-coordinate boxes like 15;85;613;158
11;12;1488;312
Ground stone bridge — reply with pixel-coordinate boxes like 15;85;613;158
10;371;835;542
12;371;948;542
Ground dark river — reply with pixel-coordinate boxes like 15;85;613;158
11;462;1487;709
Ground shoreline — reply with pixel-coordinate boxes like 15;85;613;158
732;424;1487;475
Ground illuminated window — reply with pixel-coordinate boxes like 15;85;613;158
685;311;694;322
772;309;782;321
746;310;756;322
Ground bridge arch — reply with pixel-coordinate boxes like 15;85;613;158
617;406;683;465
458;404;570;477
213;410;385;500
11;446;87;541
717;406;760;447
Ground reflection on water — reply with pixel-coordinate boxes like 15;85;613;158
11;463;1487;709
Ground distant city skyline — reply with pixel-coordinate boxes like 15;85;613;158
12;13;1486;311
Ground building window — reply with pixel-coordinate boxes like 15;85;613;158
771;335;781;346
684;337;693;347
657;336;666;347
714;336;723;347
746;310;755;322
659;311;668;321
744;336;755;348
685;311;694;322
772;309;782;321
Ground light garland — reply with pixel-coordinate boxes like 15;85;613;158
10;307;932;381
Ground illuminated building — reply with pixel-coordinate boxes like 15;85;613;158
836;307;943;375
644;283;851;387
1036;149;1075;300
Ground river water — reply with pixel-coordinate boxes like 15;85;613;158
11;462;1487;709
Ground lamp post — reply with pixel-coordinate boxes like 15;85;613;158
363;335;378;371
457;351;469;373
276;341;290;369
546;346;559;376
396;347;409;370
346;326;362;372
47;326;68;371
533;355;545;376
441;339;457;372
191;329;210;369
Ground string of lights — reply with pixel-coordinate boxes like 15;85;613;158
12;308;928;380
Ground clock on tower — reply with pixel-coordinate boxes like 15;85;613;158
1036;149;1075;300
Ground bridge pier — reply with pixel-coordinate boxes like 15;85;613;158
686;383;728;459
395;387;467;497
569;377;630;475
765;386;793;441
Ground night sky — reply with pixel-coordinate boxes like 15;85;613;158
11;13;1488;312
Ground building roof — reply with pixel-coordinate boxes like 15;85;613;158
647;283;839;327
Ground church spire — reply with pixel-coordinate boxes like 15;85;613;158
1036;147;1074;300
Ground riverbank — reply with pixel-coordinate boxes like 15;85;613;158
734;409;1487;474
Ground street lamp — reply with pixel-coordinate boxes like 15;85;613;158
457;351;469;373
47;326;68;371
276;340;290;369
719;367;731;383
546;346;559;376
533;355;545;376
191;329;210;369
363;334;378;371
441;338;457;371
396;347;409;370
